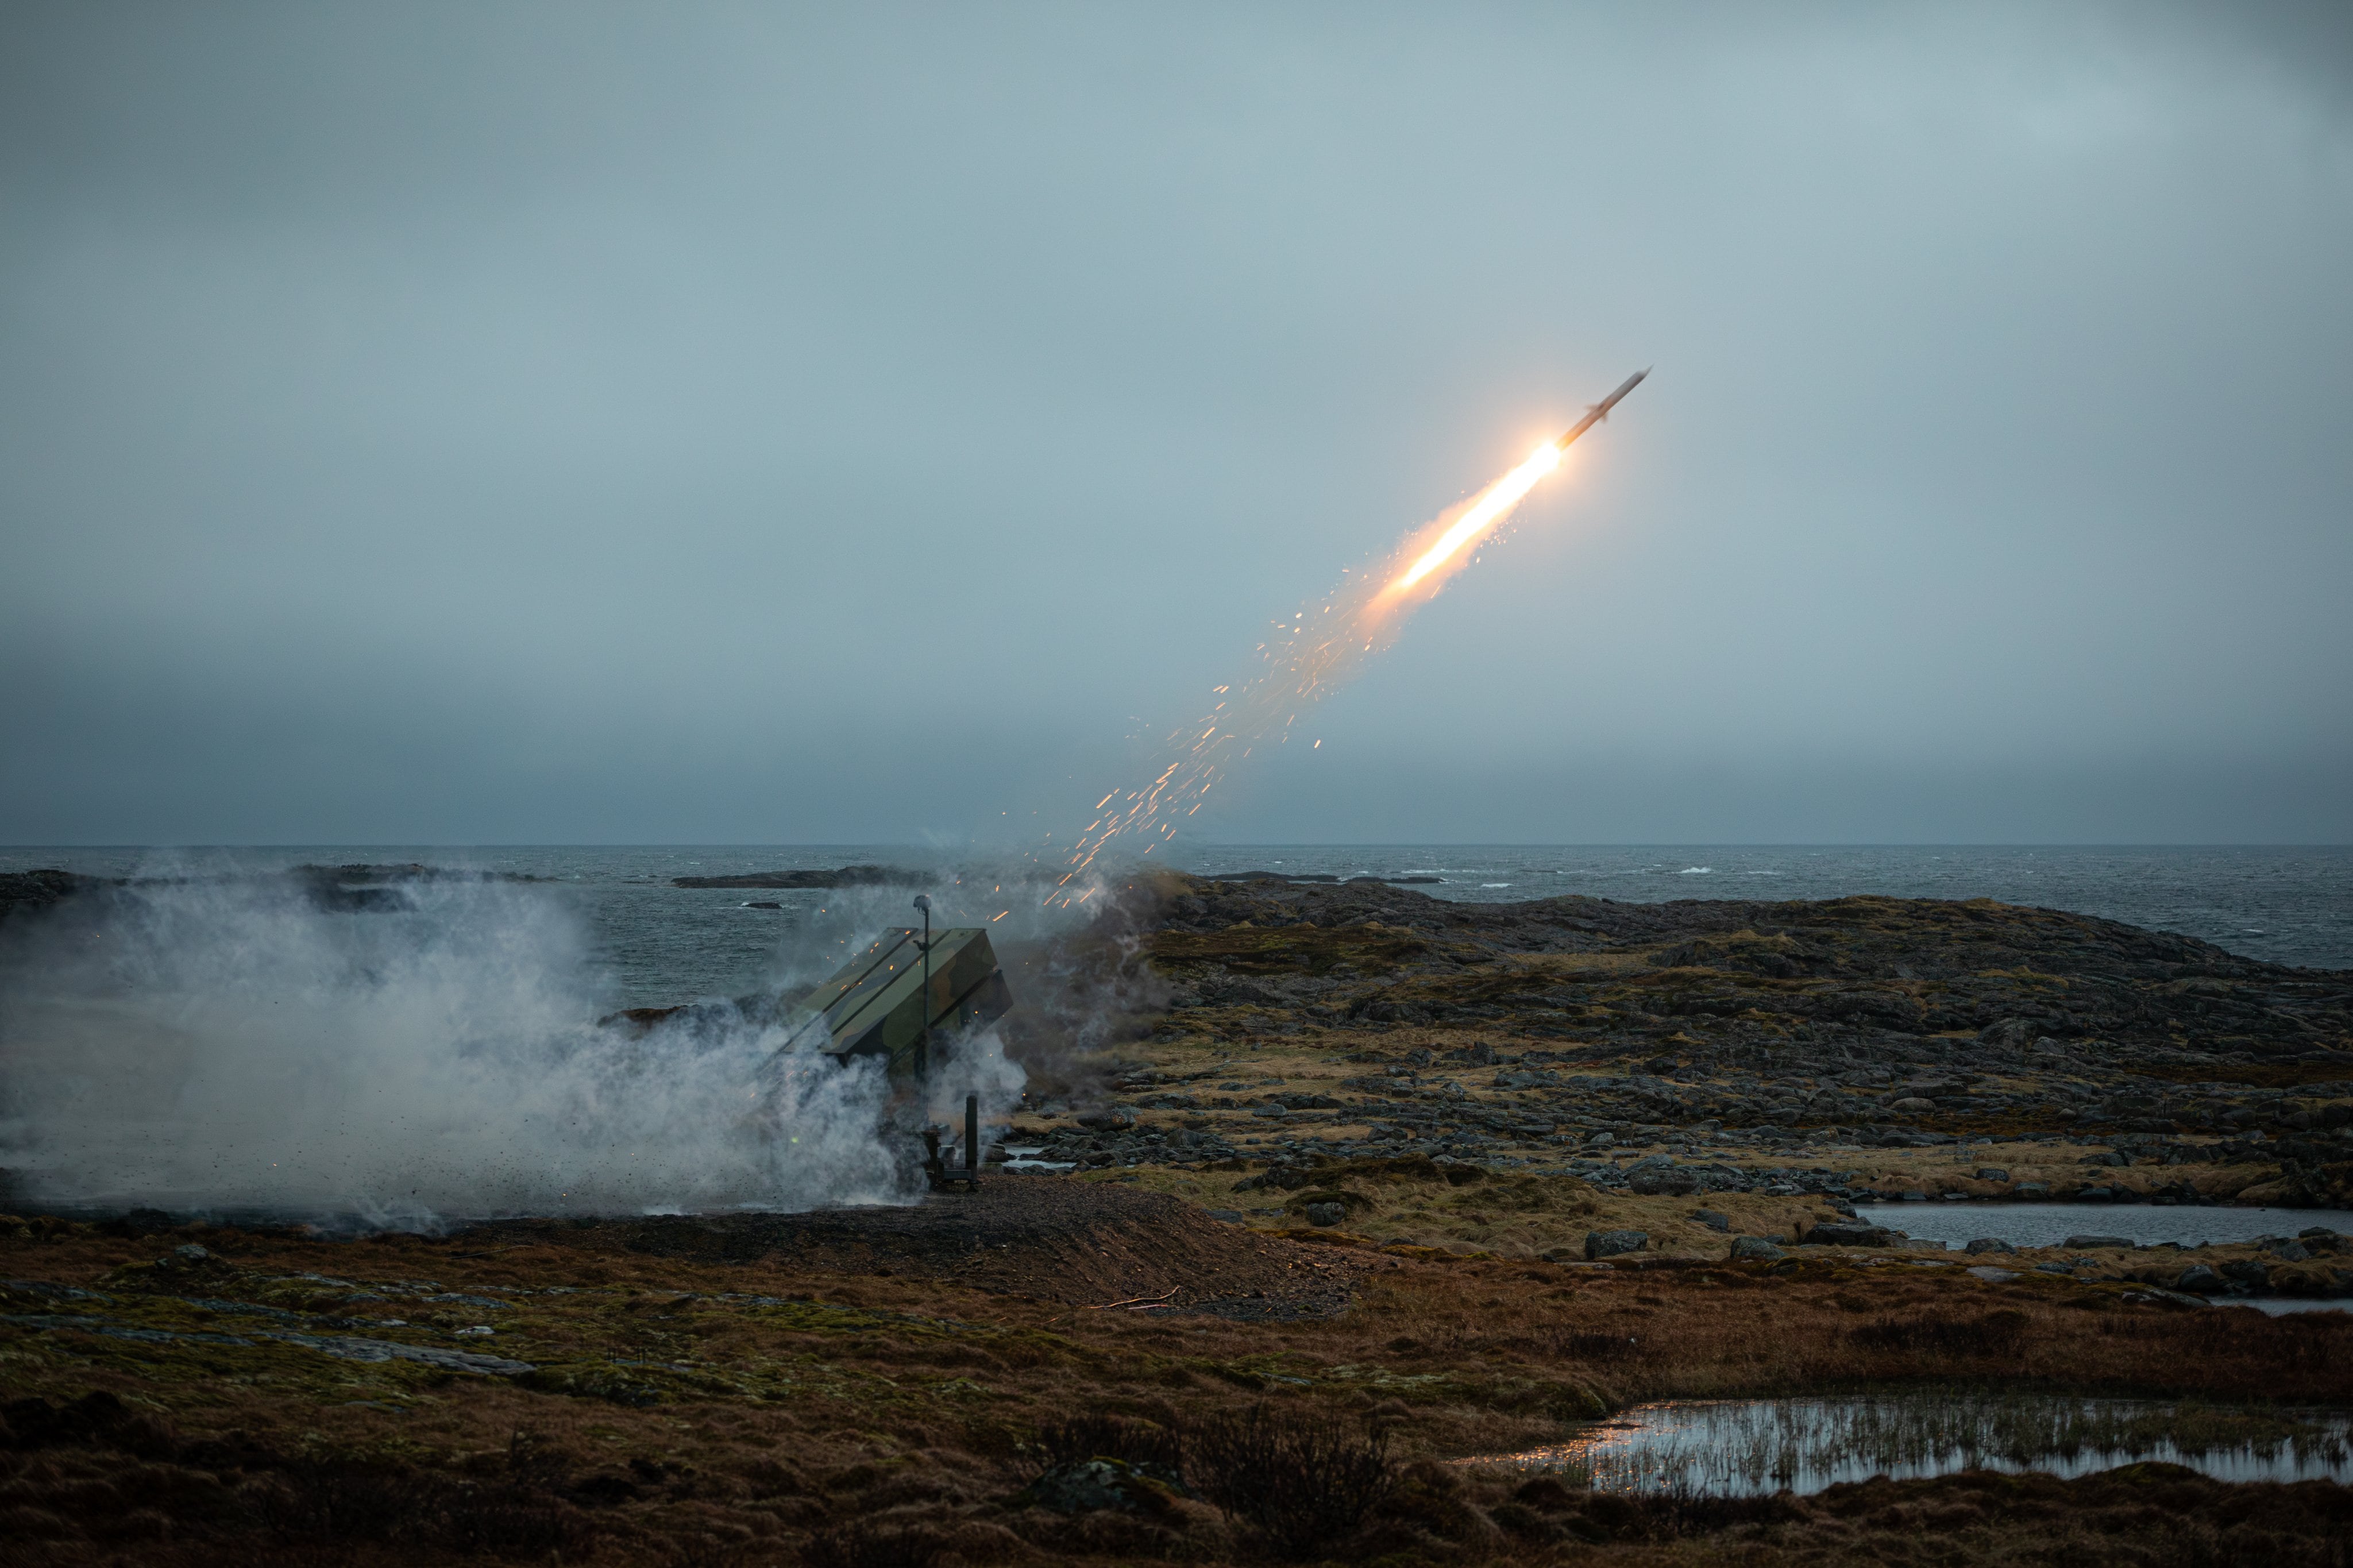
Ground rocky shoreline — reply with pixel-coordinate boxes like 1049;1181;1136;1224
997;872;2353;1297
0;863;543;926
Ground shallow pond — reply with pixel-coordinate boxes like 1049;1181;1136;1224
2233;1297;2353;1316
1461;1395;2353;1496
1867;1202;2353;1252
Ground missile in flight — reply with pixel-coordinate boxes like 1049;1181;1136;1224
1385;367;1652;596
1552;367;1649;454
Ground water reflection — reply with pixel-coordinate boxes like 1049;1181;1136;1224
1459;1396;2353;1496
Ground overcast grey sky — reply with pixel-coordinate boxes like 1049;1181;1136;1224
3;2;2348;847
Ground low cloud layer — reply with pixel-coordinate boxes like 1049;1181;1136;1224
3;3;2348;844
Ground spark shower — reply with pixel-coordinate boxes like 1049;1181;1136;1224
1056;370;1649;892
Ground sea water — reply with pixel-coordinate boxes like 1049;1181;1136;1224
4;844;2348;1009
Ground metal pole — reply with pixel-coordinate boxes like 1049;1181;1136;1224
913;894;932;1082
966;1093;979;1180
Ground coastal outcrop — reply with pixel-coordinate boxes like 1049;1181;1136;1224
672;864;926;889
0;863;543;925
0;869;107;925
1009;872;2353;1221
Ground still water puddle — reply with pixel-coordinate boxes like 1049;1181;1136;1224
1459;1396;2353;1496
2233;1297;2353;1316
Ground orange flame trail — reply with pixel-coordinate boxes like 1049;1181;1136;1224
1054;385;1641;895
1387;441;1562;595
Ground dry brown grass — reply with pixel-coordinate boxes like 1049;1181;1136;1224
5;1212;2350;1565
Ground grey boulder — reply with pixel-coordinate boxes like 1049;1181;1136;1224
1019;1459;1167;1515
2174;1263;2226;1294
1805;1222;1897;1248
1584;1229;1649;1261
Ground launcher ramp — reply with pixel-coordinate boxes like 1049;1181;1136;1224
777;926;1010;1078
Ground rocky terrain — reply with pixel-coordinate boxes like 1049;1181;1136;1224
0;869;103;926
4;870;2353;1564
1004;874;2353;1220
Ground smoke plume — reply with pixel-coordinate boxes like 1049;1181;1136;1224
0;871;946;1224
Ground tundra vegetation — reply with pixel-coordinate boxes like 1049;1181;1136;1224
3;870;2351;1564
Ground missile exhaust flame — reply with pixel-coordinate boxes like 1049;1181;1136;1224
1052;370;1648;897
1388;440;1561;594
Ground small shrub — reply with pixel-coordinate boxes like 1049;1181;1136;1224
1512;1476;1580;1512
435;1485;590;1558
246;1461;425;1541
247;1457;593;1560
800;1520;945;1568
1850;1309;2027;1355
1189;1404;1395;1559
507;1428;574;1488
0;1392;178;1458
1376;1458;1486;1544
1577;1486;1796;1542
1035;1413;1185;1482
1552;1330;1641;1361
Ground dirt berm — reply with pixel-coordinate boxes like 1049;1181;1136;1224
462;1172;1365;1318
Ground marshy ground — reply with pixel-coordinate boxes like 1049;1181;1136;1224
4;870;2352;1564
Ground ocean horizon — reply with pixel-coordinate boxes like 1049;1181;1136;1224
7;844;2348;1004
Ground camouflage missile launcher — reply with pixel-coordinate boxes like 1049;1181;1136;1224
774;926;1011;1079
601;925;1010;1083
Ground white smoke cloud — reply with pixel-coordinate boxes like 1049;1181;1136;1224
0;872;926;1225
921;1025;1027;1152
